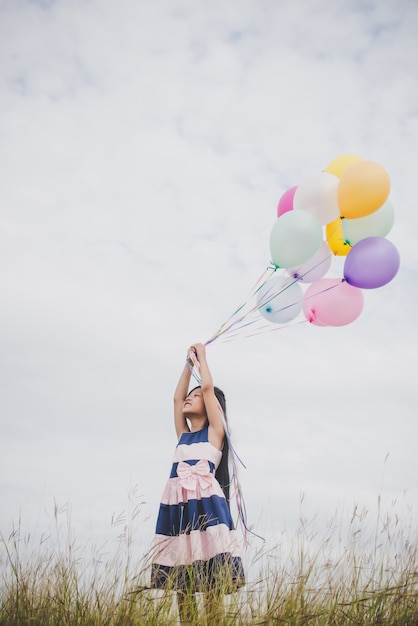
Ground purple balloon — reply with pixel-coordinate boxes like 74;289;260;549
344;237;400;289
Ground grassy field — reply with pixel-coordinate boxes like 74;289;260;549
1;498;417;625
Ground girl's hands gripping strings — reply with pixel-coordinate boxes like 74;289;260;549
186;347;196;368
187;343;206;383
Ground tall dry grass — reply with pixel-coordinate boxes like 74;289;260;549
1;494;417;625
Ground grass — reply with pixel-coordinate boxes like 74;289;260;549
1;495;417;625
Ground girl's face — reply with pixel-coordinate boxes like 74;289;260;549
183;388;206;418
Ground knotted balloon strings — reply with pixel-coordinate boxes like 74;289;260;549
187;349;264;544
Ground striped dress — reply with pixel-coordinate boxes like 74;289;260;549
150;426;245;592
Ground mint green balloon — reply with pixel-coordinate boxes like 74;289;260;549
342;200;395;246
269;210;323;268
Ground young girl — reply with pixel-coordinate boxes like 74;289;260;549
150;343;245;624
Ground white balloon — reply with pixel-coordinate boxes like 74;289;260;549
287;241;332;283
257;275;303;324
294;172;340;225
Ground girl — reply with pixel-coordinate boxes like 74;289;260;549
150;343;245;624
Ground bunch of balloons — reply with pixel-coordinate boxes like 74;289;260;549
260;154;400;327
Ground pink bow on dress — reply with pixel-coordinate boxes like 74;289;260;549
177;460;213;491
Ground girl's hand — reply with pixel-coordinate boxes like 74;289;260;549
189;343;206;363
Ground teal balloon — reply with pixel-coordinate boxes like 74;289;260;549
342;200;395;246
269;210;323;268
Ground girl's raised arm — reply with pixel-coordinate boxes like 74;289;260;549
173;359;192;439
190;343;225;450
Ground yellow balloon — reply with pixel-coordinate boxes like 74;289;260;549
338;160;391;219
326;218;351;256
326;154;362;178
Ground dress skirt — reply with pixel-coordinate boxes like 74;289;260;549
150;427;245;593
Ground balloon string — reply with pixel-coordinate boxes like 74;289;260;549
303;278;345;304
288;252;334;283
205;269;281;345
205;266;275;345
209;319;308;344
206;249;339;346
186;351;264;544
207;275;345;344
226;276;347;341
205;272;298;345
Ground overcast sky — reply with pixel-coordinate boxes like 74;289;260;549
1;0;417;576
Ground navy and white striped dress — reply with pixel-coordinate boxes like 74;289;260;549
150;426;245;592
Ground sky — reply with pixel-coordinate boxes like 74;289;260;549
1;0;418;579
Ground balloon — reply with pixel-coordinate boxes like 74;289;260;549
343;237;400;289
342;200;395;246
293;172;340;225
277;186;297;217
257;275;303;324
287;241;332;283
338;161;391;219
325;154;362;178
269;210;323;268
326;218;351;256
303;278;364;326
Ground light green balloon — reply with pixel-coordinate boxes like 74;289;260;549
342;200;395;246
269;210;323;268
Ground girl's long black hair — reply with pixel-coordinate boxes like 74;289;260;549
186;385;230;506
213;386;230;506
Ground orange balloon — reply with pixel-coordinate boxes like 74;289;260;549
338;161;390;219
325;154;362;178
326;218;351;256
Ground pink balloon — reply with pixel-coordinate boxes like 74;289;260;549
303;278;364;326
277;186;297;217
